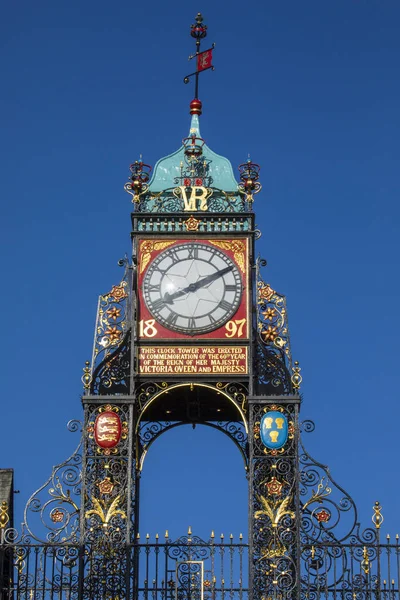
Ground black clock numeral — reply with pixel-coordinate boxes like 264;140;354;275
147;284;160;292
187;246;199;259
219;299;232;312
166;312;179;326
188;317;197;329
168;250;180;263
152;298;166;312
225;285;236;292
207;250;217;262
208;313;216;324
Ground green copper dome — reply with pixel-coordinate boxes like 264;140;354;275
148;113;239;193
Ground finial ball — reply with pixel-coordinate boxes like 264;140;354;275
190;98;202;116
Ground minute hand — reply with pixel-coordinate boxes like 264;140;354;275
164;266;233;304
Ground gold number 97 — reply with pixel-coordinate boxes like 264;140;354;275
225;319;246;338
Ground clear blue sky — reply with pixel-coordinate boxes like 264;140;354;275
1;0;400;541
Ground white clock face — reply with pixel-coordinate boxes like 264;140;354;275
142;242;243;335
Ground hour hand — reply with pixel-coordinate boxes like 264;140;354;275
163;288;188;304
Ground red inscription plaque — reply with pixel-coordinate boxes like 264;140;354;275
139;346;248;376
94;411;122;449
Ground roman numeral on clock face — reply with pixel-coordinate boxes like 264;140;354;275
169;250;180;263
187;246;199;259
225;284;236;292
151;298;166;311
166;312;178;326
188;317;196;329
219;299;232;311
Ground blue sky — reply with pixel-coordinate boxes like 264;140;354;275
1;0;400;541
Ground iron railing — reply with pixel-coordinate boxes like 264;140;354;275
1;538;400;600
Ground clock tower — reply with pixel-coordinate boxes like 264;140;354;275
80;12;300;600
2;13;390;600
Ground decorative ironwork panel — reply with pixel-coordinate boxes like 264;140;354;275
254;258;298;395
133;213;253;234
83;402;133;545
18;420;82;545
88;270;133;396
249;398;300;600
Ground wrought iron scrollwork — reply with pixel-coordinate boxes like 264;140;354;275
90;332;131;395
299;433;375;545
88;273;131;395
255;257;294;395
250;399;299;600
84;403;132;548
17;421;83;544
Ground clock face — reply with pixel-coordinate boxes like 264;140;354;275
142;242;243;335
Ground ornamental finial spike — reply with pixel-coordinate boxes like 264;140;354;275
291;360;302;391
372;501;384;529
81;360;92;391
124;159;152;204
238;158;262;205
190;98;202;116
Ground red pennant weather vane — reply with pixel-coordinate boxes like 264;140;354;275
184;13;215;99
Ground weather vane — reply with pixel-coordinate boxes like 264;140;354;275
184;13;215;99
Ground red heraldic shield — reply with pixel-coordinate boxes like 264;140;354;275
197;49;213;72
94;411;122;449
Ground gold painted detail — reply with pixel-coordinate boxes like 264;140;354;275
87;405;128;455
50;509;64;523
85;495;127;526
91;279;129;383
361;546;370;574
302;478;332;512
173;186;213;212
265;477;284;497
109;283;128;302
47;478;79;526
97;477;118;495
139;241;176;274
82;360;92;390
0;501;9;529
209;240;246;273
256;494;295;559
184;216;201;231
257;280;292;367
372;501;383;529
291;361;302;391
255;495;295;529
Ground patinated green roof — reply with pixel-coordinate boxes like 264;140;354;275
148;114;239;193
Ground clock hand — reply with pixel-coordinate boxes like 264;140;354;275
164;266;233;304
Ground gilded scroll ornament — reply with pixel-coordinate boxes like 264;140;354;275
0;501;9;529
209;240;245;273
85;494;127;526
255;494;295;529
139;241;176;274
